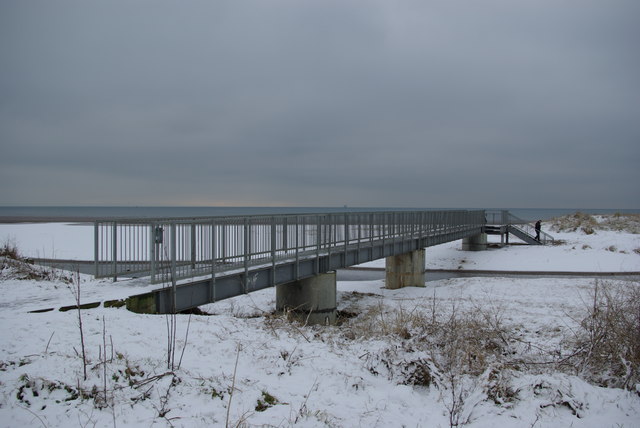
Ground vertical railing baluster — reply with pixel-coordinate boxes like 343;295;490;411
327;214;332;270
344;212;348;266
170;222;177;312
94;221;99;278
211;219;216;302
243;218;249;293
271;217;276;286
190;223;196;270
112;221;117;282
150;223;156;282
356;213;361;265
295;215;300;280
316;215;321;274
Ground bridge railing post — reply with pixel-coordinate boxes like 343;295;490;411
150;223;156;282
344;213;348;258
94;221;99;278
112;221;118;282
271;217;276;285
295;215;300;280
243;217;249;293
190;223;196;270
170;222;177;313
211;219;216;302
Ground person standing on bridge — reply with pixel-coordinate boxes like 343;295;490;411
535;220;541;241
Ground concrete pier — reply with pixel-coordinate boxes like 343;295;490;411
461;233;488;251
276;272;337;325
385;249;425;289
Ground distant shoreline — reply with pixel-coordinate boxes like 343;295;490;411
1;208;638;224
0;216;102;224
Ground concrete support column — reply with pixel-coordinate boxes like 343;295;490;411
385;249;425;289
276;272;337;325
462;233;488;251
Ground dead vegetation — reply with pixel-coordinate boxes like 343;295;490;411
550;212;640;234
1;256;72;283
340;296;518;426
562;280;640;390
0;241;72;283
0;240;20;260
331;281;640;426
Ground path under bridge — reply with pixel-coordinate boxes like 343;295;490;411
93;210;552;315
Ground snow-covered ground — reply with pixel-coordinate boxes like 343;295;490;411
0;222;94;261
0;218;639;427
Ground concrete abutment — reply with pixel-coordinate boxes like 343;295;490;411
461;233;488;251
385;249;425;289
276;272;337;325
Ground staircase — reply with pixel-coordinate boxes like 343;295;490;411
484;211;554;245
508;224;544;245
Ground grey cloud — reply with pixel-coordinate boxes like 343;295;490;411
1;0;639;208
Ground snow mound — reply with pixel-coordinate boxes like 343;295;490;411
550;212;640;234
0;256;72;283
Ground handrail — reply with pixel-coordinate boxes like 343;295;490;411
510;223;555;244
484;210;554;244
507;213;554;243
94;210;486;282
484;210;531;225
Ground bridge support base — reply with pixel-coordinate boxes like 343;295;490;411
126;292;158;314
385;249;425;289
462;233;488;251
276;272;337;326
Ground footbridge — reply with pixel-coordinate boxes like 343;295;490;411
94;210;551;322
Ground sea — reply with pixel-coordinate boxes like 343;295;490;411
1;206;639;223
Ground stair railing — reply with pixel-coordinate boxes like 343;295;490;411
507;213;555;244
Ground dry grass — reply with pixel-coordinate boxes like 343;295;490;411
550;212;640;234
340;297;517;427
327;280;640;426
563;280;640;390
341;281;640;393
0;240;20;260
550;212;599;234
344;297;512;377
0;243;72;284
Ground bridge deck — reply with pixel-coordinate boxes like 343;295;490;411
94;210;487;312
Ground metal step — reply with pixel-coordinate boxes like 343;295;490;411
508;225;543;245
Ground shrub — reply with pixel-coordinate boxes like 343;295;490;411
0;254;72;283
550;212;640;234
550;212;598;233
564;280;640;390
353;299;512;389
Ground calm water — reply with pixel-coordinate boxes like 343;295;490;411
1;206;638;222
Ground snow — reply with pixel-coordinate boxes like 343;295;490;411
0;222;94;260
1;220;639;427
363;229;640;273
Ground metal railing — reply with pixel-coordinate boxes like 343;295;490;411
95;210;486;283
484;210;554;244
485;210;511;225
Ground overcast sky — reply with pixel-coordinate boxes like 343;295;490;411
1;0;638;209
